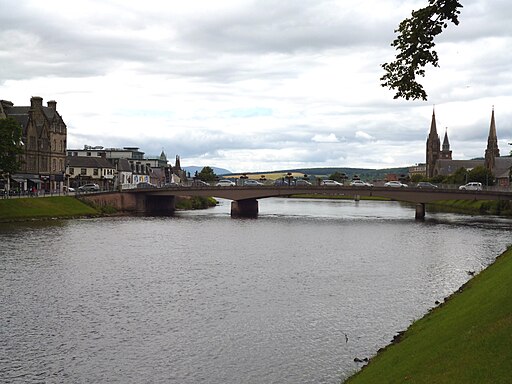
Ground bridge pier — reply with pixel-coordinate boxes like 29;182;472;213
231;199;258;218
415;203;425;220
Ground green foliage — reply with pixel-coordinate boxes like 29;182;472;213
410;174;424;183
381;0;463;100
430;174;445;184
443;166;468;184
328;171;347;182
197;166;217;182
175;196;217;210
0;117;24;174
468;166;494;186
0;196;99;220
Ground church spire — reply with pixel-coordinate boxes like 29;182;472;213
442;127;450;151
429;108;438;137
426;107;441;177
485;107;500;171
440;127;452;160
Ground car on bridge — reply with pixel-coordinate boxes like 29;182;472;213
191;180;210;187
459;182;483;191
244;179;263;186
295;180;312;186
216;179;235;187
416;182;438;189
384;181;408;188
321;179;343;186
78;183;100;192
350;180;373;187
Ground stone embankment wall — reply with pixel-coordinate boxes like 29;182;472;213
79;192;138;212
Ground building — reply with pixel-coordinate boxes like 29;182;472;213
425;108;512;187
67;146;185;189
0;96;67;192
66;155;116;190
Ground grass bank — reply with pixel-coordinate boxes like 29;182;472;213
175;196;218;210
0;196;99;221
344;246;512;384
429;199;512;216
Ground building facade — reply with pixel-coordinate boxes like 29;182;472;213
426;108;512;187
67;146;185;189
1;97;67;192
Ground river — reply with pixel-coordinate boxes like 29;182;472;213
1;197;511;383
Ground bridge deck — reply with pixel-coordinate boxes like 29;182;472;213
130;185;512;204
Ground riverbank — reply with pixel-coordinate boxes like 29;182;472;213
292;194;512;216
0;195;218;222
0;196;99;221
344;245;512;384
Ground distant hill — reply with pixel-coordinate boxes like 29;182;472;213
183;166;232;176
222;167;409;181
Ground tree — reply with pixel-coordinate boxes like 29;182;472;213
468;166;494;186
445;166;468;185
197;166;217;182
381;0;463;100
328;171;345;182
0;117;23;175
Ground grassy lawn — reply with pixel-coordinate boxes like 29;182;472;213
344;246;512;384
0;196;98;221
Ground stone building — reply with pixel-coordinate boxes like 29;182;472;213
426;108;512;187
0;96;67;192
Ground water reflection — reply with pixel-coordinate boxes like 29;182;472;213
1;198;511;383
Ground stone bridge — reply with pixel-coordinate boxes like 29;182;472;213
79;185;512;219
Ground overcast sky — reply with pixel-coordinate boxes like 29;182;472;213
1;0;511;172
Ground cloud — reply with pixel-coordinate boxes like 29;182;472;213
1;0;511;172
311;133;339;143
355;131;374;140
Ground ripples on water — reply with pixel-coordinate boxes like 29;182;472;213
1;198;511;383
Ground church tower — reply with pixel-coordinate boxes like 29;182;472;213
440;127;452;160
484;107;500;172
426;108;441;178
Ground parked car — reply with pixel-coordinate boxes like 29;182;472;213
295;179;312;186
191;180;210;187
459;182;483;191
216;179;235;187
349;180;373;187
384;181;408;188
321;179;343;186
416;182;438;189
78;183;100;192
244;179;263;186
63;186;75;192
274;180;290;186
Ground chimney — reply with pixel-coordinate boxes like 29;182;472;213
30;96;43;109
47;100;57;110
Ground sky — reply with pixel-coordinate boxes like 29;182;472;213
1;0;511;173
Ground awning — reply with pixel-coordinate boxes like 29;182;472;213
29;178;41;184
11;176;26;183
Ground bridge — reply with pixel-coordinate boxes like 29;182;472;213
79;185;512;219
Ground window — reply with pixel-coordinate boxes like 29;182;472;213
52;159;56;171
81;168;87;175
70;168;74;175
87;152;91;157
93;169;99;176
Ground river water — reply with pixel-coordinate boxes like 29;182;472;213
1;198;511;383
